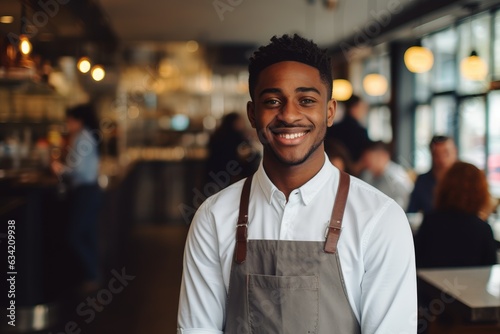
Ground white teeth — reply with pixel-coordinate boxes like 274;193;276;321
278;132;306;140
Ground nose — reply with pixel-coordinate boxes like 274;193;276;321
277;101;302;124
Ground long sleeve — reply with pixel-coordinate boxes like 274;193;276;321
360;201;418;334
177;199;226;334
64;129;99;187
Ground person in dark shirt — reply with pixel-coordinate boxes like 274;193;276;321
415;161;497;268
326;94;371;176
205;112;260;194
407;135;457;213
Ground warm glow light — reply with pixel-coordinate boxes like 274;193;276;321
186;40;199;52
19;35;32;55
91;65;105;81
77;57;91;73
332;79;353;101
460;51;488;81
363;73;388;96
404;46;434;73
0;16;14;24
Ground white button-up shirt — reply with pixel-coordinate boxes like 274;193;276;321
178;155;417;334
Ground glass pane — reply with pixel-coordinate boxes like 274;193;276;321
367;106;392;142
414;104;433;173
415;37;432;101
415;70;431;103
431;95;455;135
430;28;457;92
457;13;491;94
495;11;500;79
362;55;391;105
488;91;500;196
458;97;486;169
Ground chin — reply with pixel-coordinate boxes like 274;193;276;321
268;144;322;167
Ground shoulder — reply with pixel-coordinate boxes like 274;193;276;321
196;178;247;220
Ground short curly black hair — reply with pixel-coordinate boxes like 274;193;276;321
248;34;332;100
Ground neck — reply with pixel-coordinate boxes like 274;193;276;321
262;148;325;200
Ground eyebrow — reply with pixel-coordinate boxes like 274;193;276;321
258;86;322;97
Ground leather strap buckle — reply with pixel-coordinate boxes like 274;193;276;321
324;171;350;254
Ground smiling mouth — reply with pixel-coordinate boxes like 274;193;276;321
277;132;307;140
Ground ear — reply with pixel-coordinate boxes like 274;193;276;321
247;101;256;128
327;98;337;127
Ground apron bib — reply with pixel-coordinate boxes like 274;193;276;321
224;172;360;334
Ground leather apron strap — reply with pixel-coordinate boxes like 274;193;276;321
235;174;253;264
324;171;350;253
235;171;350;263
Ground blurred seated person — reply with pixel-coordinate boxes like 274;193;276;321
324;138;353;174
415;161;497;268
360;141;414;209
326;94;372;175
407;135;457;214
206;112;260;194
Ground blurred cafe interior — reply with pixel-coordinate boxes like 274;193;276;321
1;0;500;333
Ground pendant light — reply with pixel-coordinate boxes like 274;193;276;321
332;79;353;101
77;57;92;73
19;35;32;55
363;73;388;97
91;65;105;81
460;3;488;81
404;45;434;73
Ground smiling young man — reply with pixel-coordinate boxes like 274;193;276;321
177;34;417;334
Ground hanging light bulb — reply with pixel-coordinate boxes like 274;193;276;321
460;3;488;81
363;73;388;96
19;35;32;55
460;50;488;81
77;57;92;73
332;79;353;101
91;65;105;81
404;46;434;73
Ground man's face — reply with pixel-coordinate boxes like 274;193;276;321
431;140;457;171
247;61;336;166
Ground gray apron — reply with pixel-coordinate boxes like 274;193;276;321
224;171;361;334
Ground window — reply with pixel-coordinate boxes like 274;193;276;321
457;13;491;94
488;91;500;196
414;104;433;173
429;28;457;93
412;9;500;194
431;95;455;135
367;106;392;143
458;97;486;169
494;11;500;79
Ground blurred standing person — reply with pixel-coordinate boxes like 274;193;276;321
51;104;102;293
205;112;260;193
407;135;457;214
415;161;497;268
360;141;414;209
326;94;372;175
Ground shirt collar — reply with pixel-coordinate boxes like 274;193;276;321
255;152;336;206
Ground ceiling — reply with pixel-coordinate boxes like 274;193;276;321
98;0;500;48
99;0;351;46
1;0;500;61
